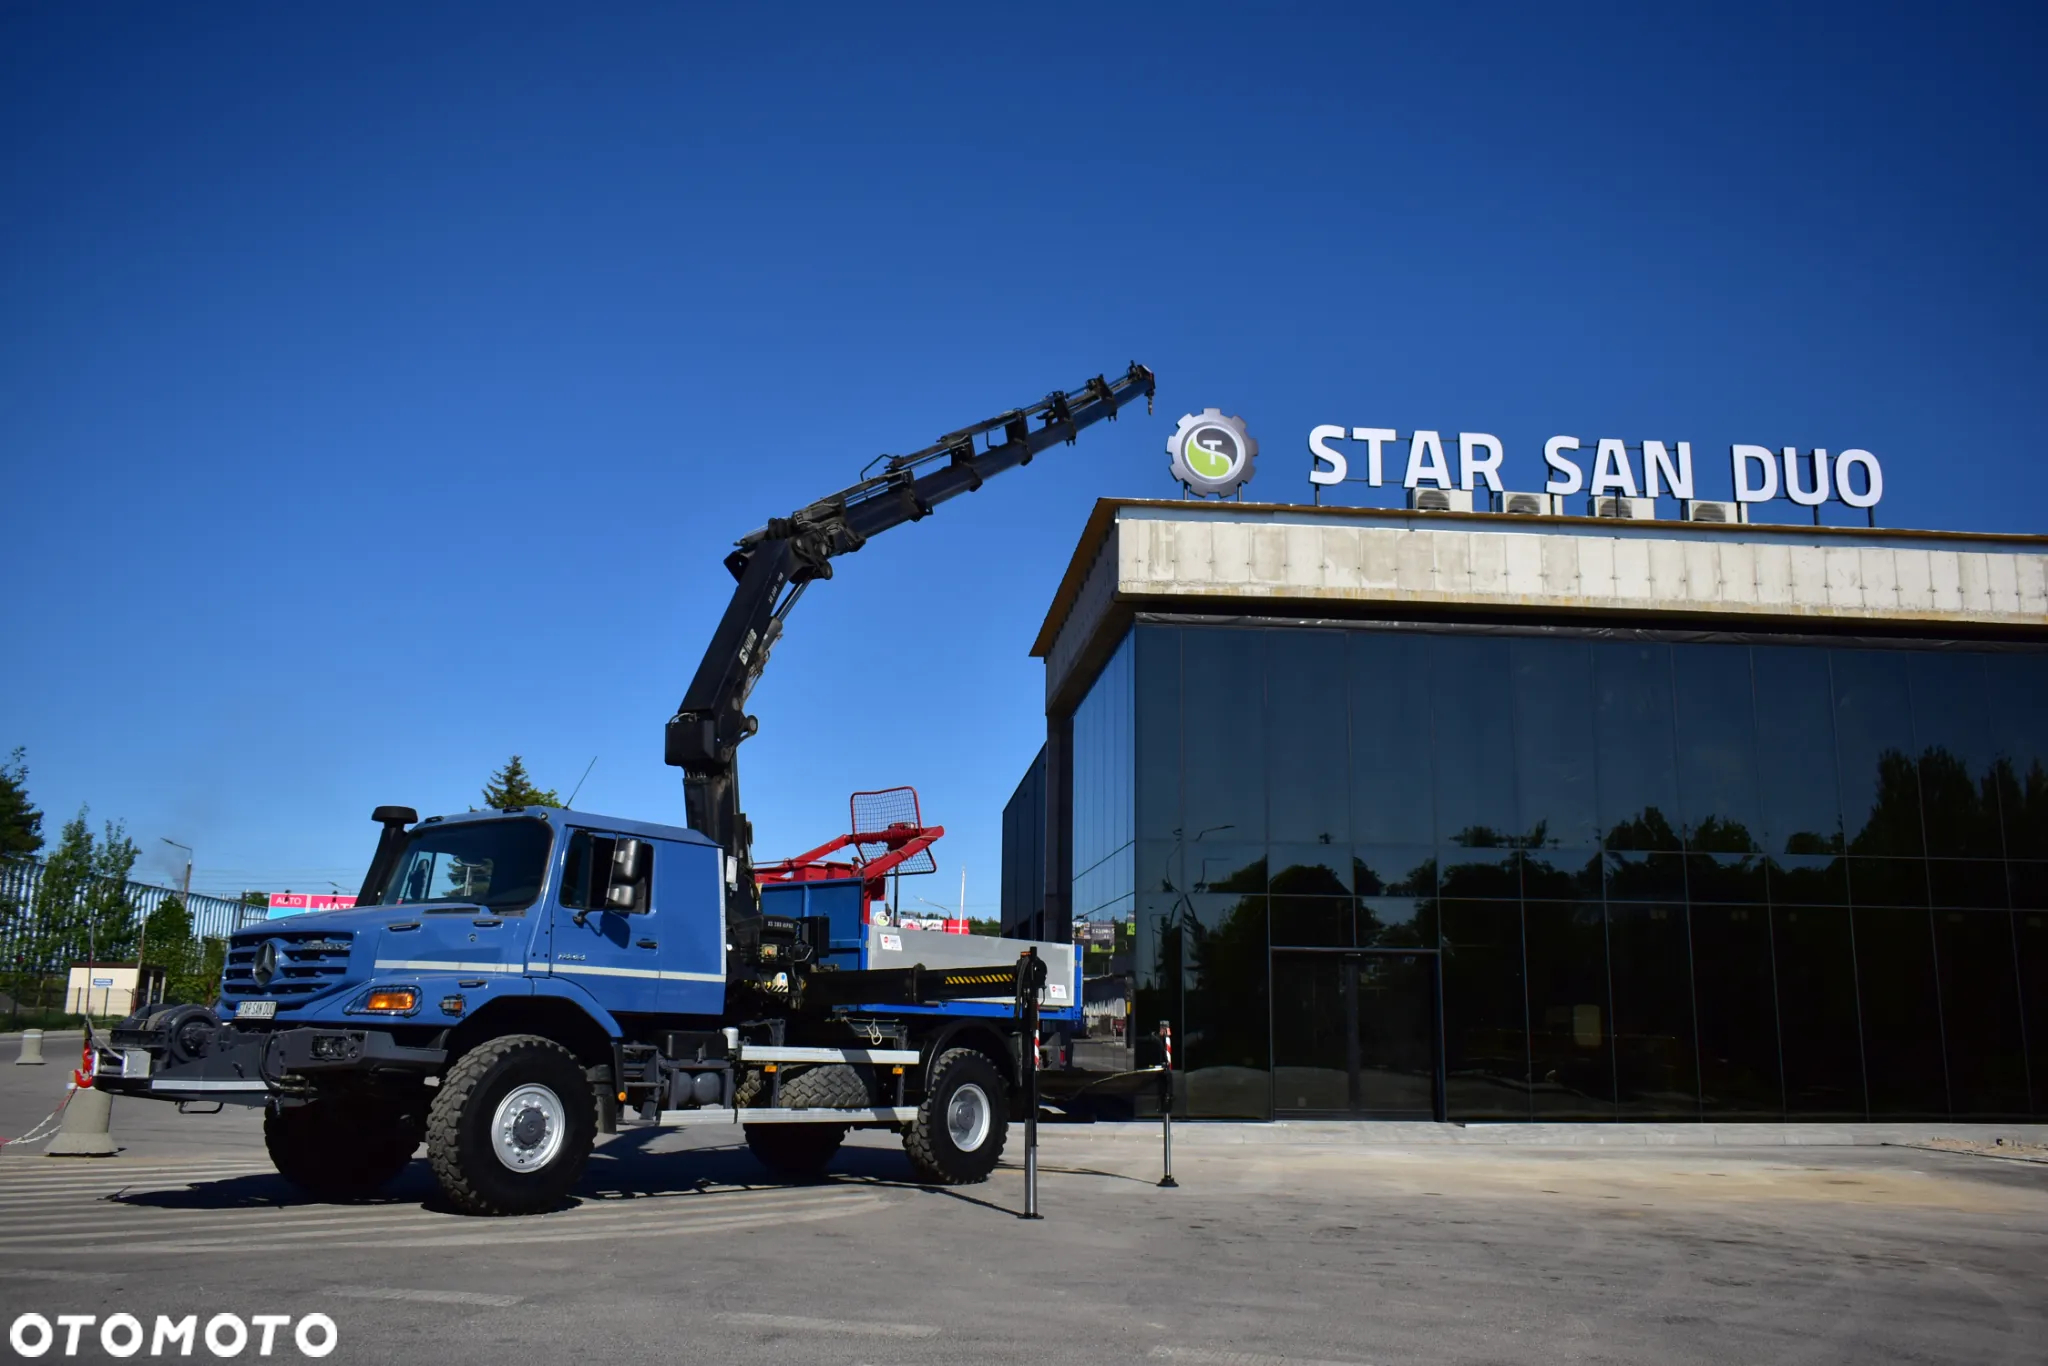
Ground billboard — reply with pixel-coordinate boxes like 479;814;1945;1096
267;893;357;920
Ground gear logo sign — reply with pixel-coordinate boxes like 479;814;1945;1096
1168;408;1258;497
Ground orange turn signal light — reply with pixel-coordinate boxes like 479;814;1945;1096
365;989;417;1012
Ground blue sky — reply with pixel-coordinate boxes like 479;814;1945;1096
3;4;2042;907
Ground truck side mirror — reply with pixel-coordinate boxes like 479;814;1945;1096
604;839;649;913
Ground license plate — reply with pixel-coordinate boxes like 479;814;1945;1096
121;1049;150;1078
235;1000;277;1020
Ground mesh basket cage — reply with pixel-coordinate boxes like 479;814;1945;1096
850;787;936;875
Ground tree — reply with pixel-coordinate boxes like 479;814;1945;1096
139;896;193;971
86;819;140;961
481;756;560;810
0;747;42;857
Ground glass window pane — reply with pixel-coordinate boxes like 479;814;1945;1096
1768;854;1847;906
1985;654;2048;860
1607;903;1700;1116
1691;905;1784;1117
1833;650;1924;858
1594;642;1682;851
2018;911;2048;1115
1909;653;2003;859
1773;905;1866;1117
1935;910;2029;1118
1177;892;1270;1118
1272;953;1353;1115
1189;843;1264;894
1846;857;1929;909
1753;647;1845;856
1355;844;1437;898
1687;852;1767;904
1270;896;1352;948
1522;848;1603;901
1430;636;1518;846
1359;896;1437;950
1672;644;1765;853
1605;850;1687;901
1522;900;1615;1118
1135;627;1182;843
1439;899;1529;1118
1349;632;1434;844
1072;633;1135;921
1928;860;2010;910
1181;628;1266;845
1853;906;1948;1116
1511;638;1597;851
1267;631;1349;845
1269;845;1351;896
1440;846;1518;900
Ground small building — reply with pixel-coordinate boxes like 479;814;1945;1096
1004;499;2048;1121
64;963;163;1018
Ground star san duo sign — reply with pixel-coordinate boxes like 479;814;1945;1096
1305;425;1885;510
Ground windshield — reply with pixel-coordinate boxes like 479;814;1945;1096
369;818;553;912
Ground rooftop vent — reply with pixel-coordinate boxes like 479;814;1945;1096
1681;499;1746;524
1407;487;1474;513
1591;496;1656;520
1500;491;1559;516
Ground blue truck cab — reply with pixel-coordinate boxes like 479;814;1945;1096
99;805;1079;1216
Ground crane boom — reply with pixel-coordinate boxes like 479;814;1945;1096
665;361;1155;926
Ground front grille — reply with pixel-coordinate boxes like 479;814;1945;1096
221;930;356;1001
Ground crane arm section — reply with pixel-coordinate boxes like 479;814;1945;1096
665;362;1155;914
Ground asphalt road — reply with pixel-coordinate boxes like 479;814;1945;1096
2;1048;2045;1365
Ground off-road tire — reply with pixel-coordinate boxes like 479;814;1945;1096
904;1047;1007;1185
264;1092;422;1201
738;1063;872;1177
427;1034;595;1216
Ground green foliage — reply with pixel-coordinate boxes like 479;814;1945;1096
967;918;1002;937
0;747;43;857
481;755;560;810
140;896;193;969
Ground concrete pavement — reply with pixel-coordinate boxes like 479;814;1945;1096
2;1057;2044;1364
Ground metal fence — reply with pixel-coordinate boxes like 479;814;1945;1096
0;855;265;977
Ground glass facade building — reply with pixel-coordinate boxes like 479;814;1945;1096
1037;620;2048;1122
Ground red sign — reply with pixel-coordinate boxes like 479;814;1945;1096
268;893;356;919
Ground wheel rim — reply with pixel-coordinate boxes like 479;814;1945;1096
490;1083;566;1173
946;1082;991;1152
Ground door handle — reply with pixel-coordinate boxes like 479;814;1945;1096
636;938;658;950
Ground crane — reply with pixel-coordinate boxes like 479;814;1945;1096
663;362;1156;937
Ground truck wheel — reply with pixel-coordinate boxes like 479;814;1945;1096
905;1048;1007;1185
427;1035;595;1216
738;1063;870;1177
264;1093;421;1201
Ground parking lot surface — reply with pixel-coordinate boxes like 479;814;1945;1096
3;1049;2045;1365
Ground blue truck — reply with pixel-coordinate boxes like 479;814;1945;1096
96;364;1153;1215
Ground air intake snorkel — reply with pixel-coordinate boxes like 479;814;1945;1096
355;805;419;904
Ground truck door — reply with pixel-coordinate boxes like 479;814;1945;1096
549;828;668;1014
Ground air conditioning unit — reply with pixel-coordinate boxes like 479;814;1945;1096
1681;499;1747;524
1499;491;1560;516
1407;487;1474;512
1590;496;1656;520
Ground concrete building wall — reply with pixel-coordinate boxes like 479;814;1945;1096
1036;501;2048;708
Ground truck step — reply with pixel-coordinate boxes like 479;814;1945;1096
735;1045;919;1065
658;1105;917;1128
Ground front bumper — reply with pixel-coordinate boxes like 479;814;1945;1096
96;1024;446;1105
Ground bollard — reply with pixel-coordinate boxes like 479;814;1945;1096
47;1037;115;1157
1157;1020;1177;1189
16;1029;45;1065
